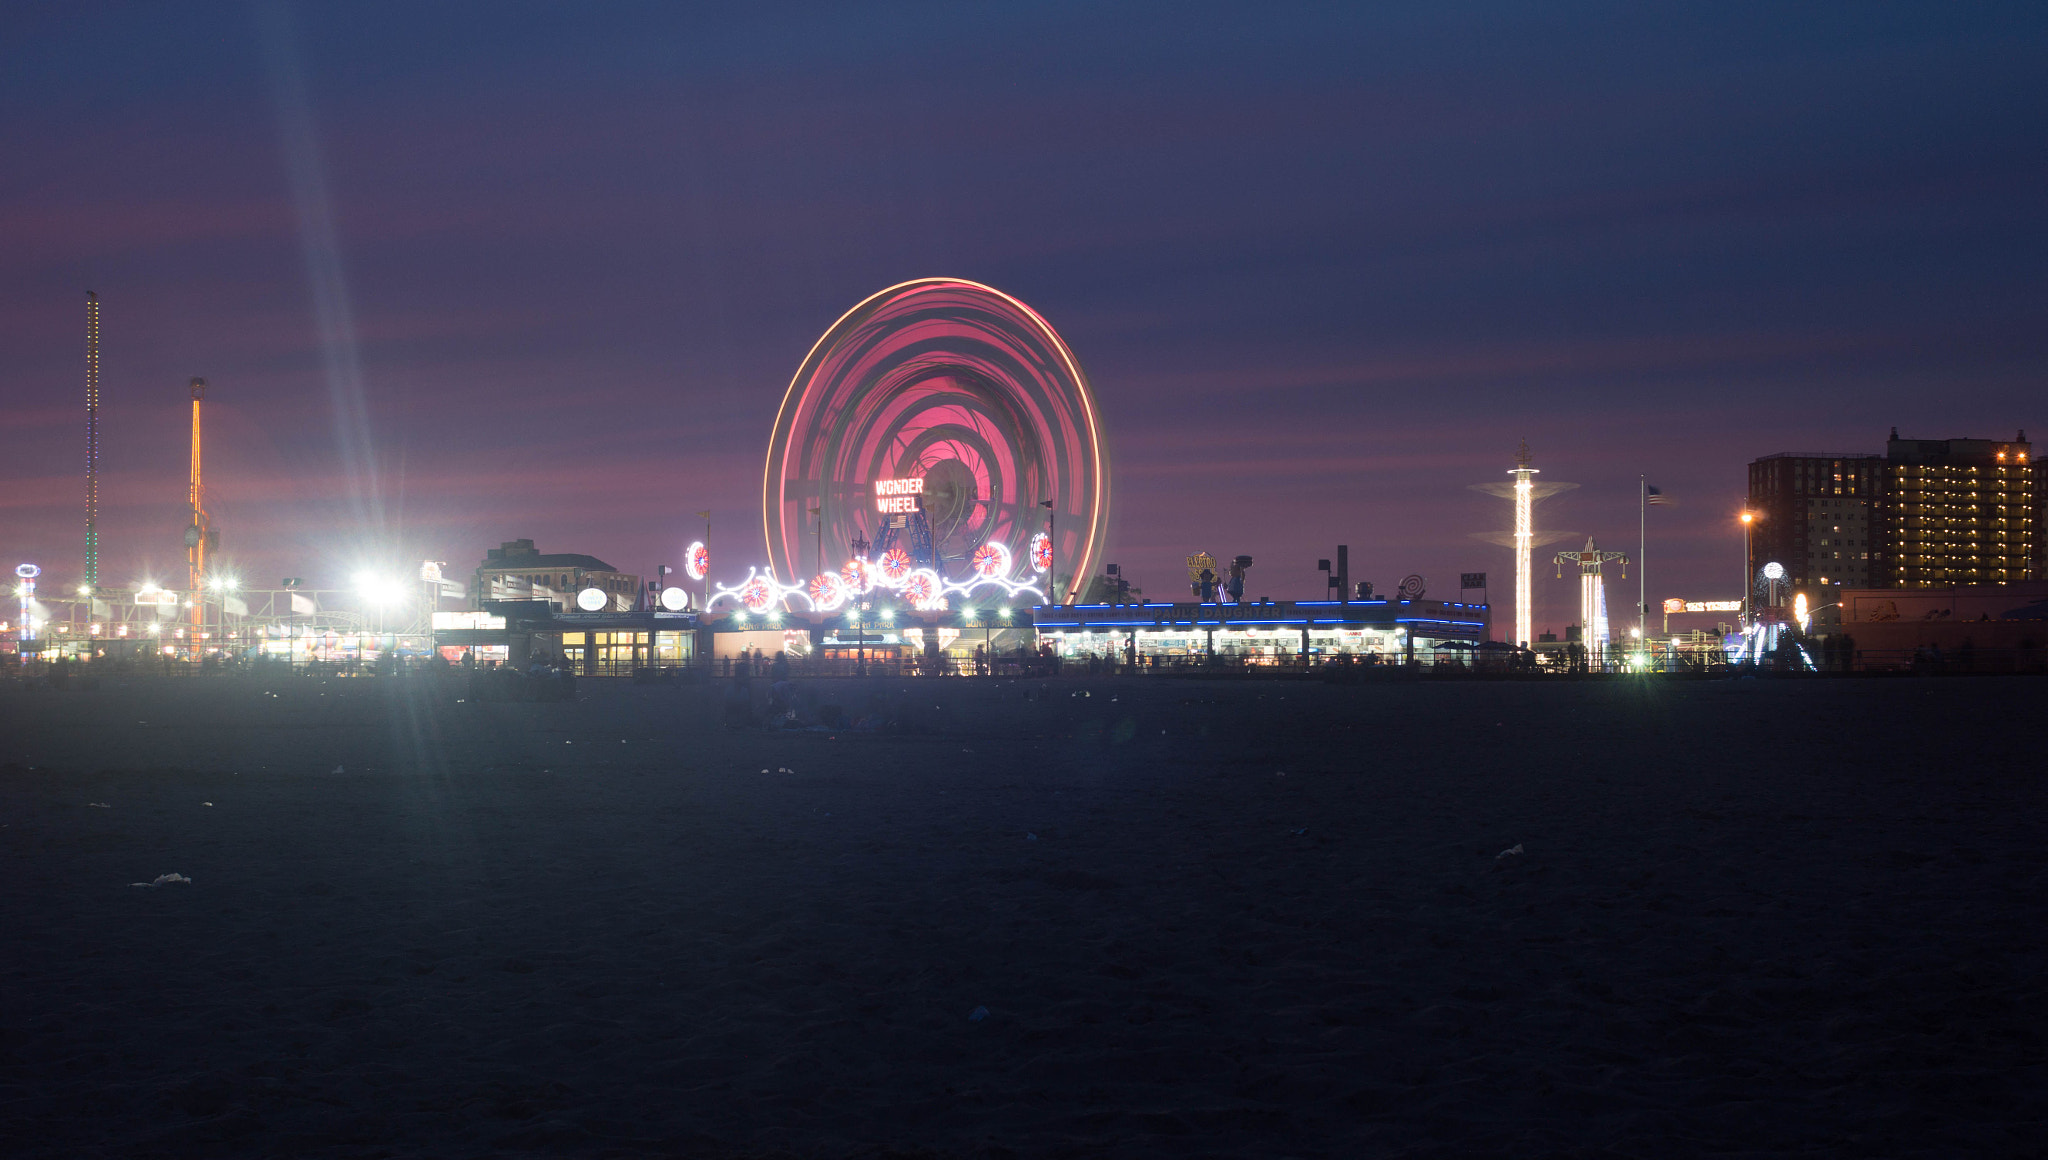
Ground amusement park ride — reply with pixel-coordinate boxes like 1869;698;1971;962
1472;440;1577;648
1555;538;1627;660
16;280;1111;660
736;278;1111;616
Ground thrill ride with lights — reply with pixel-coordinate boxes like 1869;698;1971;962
736;278;1109;616
1471;440;1576;648
1555;537;1627;661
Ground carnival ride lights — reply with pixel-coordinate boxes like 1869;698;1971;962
1555;538;1627;659
971;541;1012;578
705;550;1047;614
901;568;943;610
762;279;1109;606
1472;441;1576;648
809;571;849;612
1029;532;1052;573
877;548;913;584
685;542;709;581
15;563;40;641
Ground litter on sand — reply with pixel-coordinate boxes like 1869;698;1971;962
1291;827;1308;836
331;766;344;774
1497;844;1525;859
968;1006;990;1022
88;802;110;808
1025;832;1038;841
130;873;192;887
203;802;213;807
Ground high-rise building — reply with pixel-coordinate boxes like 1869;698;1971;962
1748;430;2042;595
1883;429;2035;587
1746;452;1886;591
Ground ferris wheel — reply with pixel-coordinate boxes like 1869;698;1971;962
763;278;1110;603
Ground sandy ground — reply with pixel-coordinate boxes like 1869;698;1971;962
2;672;2044;1158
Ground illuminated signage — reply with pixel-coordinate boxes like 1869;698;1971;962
874;476;924;514
1669;600;1743;613
432;611;506;631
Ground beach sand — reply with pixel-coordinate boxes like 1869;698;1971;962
2;672;2043;1157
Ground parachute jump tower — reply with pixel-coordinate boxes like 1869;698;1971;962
1470;440;1576;648
84;293;101;592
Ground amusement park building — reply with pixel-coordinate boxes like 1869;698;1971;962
1033;599;1490;665
469;539;641;613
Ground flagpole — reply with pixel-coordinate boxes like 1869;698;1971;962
1639;476;1647;642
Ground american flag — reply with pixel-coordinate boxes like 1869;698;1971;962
1645;485;1670;505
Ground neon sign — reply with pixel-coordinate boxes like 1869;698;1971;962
1670;599;1743;613
874;476;924;514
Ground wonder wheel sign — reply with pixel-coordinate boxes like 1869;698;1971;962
762;278;1110;605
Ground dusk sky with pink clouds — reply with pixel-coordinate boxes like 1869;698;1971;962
4;3;2045;632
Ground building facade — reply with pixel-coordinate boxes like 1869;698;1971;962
1746;452;1886;591
1884;431;2035;588
468;539;642;612
1032;598;1489;665
1748;430;2041;594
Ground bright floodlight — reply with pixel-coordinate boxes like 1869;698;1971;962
78;584;93;596
576;587;607;611
659;586;688;612
1763;562;1785;581
353;571;403;605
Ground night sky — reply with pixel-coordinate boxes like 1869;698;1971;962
5;3;2045;633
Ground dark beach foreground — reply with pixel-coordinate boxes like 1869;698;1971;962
2;673;2043;1158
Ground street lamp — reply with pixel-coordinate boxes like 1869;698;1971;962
1738;510;1757;626
849;534;870;677
1040;498;1056;605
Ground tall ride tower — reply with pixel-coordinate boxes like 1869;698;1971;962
1471;440;1575;648
185;377;211;632
84;292;101;591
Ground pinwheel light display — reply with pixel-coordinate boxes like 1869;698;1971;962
762;278;1109;605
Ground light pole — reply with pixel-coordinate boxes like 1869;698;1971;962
1739;510;1756;628
1040;498;1055;605
850;534;869;677
810;505;823;584
700;511;711;612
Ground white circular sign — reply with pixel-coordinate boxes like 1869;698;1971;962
659;586;688;612
576;587;607;611
1762;562;1785;581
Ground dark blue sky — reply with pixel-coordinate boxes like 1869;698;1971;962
5;2;2045;630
